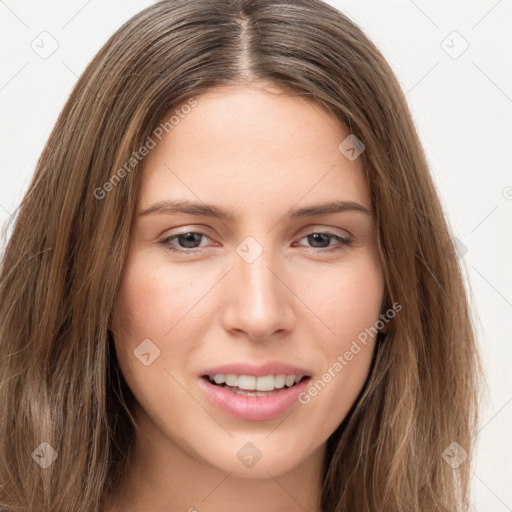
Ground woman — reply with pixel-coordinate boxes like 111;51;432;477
0;1;481;511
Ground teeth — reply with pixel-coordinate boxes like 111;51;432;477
231;388;277;396
274;374;286;389
213;374;226;385
285;375;295;387
208;373;306;391
225;374;238;387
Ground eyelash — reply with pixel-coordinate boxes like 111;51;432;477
158;230;352;254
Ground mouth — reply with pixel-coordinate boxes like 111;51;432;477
199;371;313;421
201;373;311;396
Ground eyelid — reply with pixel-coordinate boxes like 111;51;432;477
162;224;352;241
294;231;352;253
296;224;353;239
159;228;216;252
159;225;353;254
158;225;216;243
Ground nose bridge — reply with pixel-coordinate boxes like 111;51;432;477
236;237;280;310
223;235;293;339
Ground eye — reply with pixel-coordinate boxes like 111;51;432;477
159;231;212;253
295;231;352;253
159;229;352;254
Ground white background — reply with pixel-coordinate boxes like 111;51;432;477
0;1;511;510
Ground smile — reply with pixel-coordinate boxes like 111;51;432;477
199;374;312;421
203;373;309;395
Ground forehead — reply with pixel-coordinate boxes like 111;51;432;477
137;84;371;214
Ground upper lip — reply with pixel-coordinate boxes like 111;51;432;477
200;361;312;378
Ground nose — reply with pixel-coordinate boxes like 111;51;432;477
221;242;296;341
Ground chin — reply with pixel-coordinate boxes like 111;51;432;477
197;434;318;479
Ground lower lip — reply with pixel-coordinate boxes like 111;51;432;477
198;377;311;422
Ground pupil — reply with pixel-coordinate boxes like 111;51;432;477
309;233;329;248
179;232;201;248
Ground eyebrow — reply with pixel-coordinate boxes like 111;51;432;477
139;199;373;221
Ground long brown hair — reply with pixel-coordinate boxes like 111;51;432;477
0;1;481;510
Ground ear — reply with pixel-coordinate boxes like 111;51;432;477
378;316;391;334
377;294;394;335
378;292;392;335
107;309;116;334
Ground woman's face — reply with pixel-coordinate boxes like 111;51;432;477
111;83;385;478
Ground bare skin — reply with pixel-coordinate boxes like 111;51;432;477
106;82;386;512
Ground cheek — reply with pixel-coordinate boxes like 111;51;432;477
112;255;191;343
300;254;383;426
110;250;217;395
111;256;178;375
307;250;384;340
110;257;194;417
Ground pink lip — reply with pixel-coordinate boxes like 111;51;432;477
200;361;312;378
198;375;311;422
